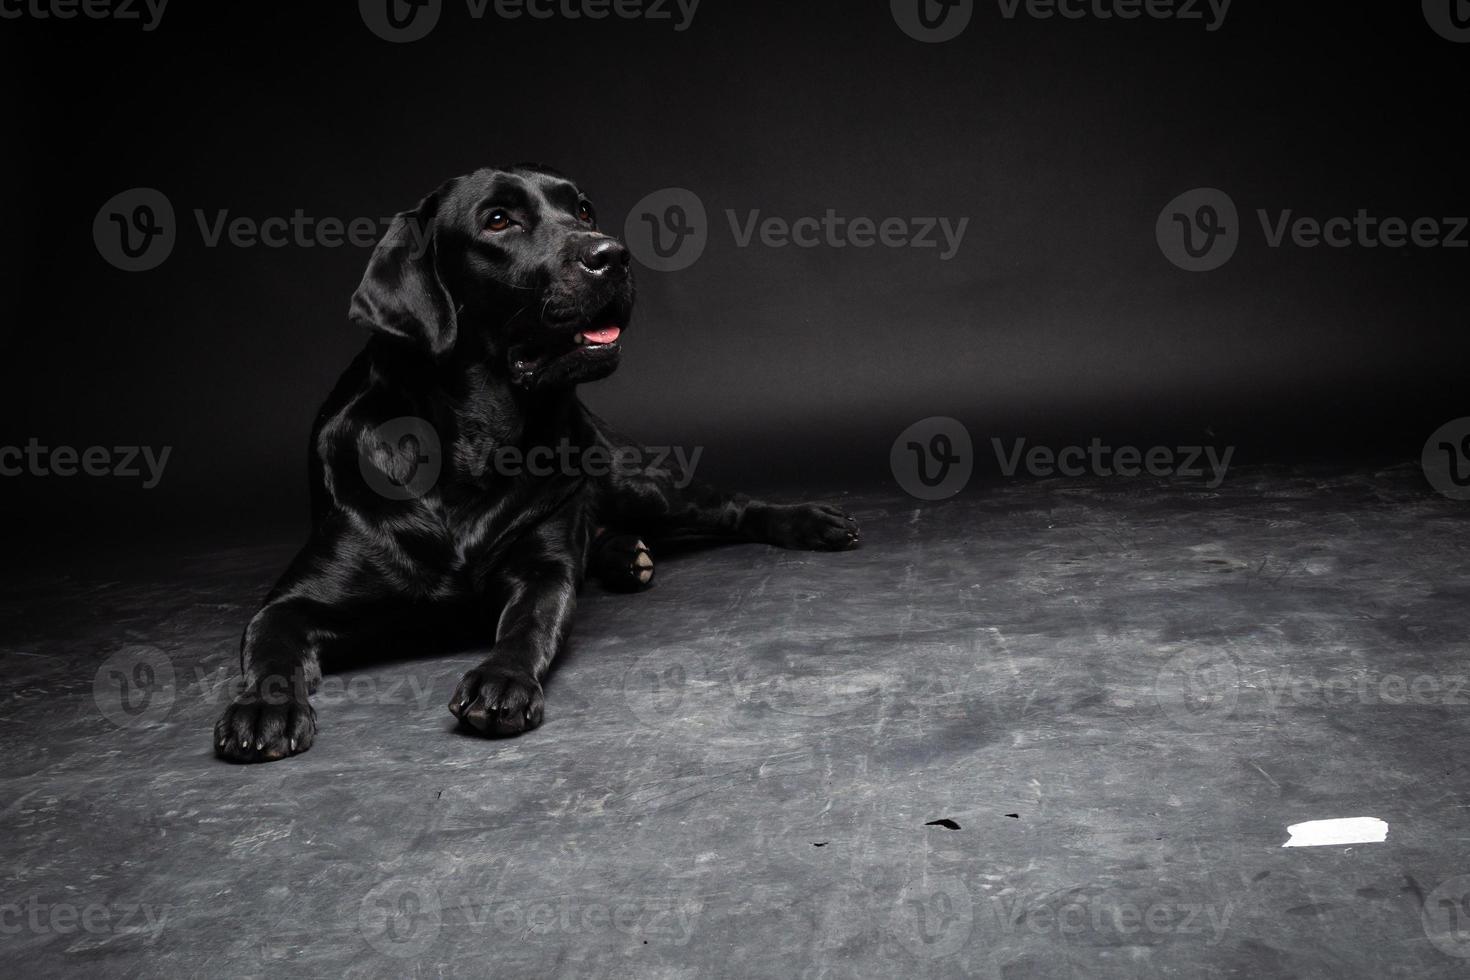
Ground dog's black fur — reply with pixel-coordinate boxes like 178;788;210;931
214;165;860;763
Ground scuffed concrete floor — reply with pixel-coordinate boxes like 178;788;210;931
3;465;1470;978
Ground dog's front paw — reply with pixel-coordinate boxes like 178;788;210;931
214;686;316;763
449;667;544;737
763;503;861;551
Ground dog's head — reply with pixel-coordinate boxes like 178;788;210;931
349;166;634;391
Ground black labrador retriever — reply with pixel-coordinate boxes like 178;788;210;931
214;165;860;763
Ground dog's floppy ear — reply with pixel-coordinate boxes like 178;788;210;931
349;192;457;357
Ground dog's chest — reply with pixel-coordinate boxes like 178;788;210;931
434;467;585;573
419;400;592;575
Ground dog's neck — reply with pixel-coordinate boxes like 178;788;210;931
369;336;589;451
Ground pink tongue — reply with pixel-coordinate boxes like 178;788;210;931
583;325;621;345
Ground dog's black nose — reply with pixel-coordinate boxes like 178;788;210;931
579;239;630;276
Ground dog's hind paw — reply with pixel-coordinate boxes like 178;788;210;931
591;534;654;592
763;503;861;551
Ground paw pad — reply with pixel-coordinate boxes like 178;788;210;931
593;534;655;592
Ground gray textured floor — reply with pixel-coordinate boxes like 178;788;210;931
4;465;1470;978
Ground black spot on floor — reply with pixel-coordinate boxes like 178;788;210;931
925;819;961;830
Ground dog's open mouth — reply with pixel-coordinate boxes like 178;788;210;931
509;308;626;388
573;324;621;347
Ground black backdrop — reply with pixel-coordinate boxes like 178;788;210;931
3;1;1466;550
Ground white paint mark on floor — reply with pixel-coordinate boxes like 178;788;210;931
1282;817;1388;847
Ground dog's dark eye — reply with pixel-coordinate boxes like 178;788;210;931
486;210;514;232
577;202;596;225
